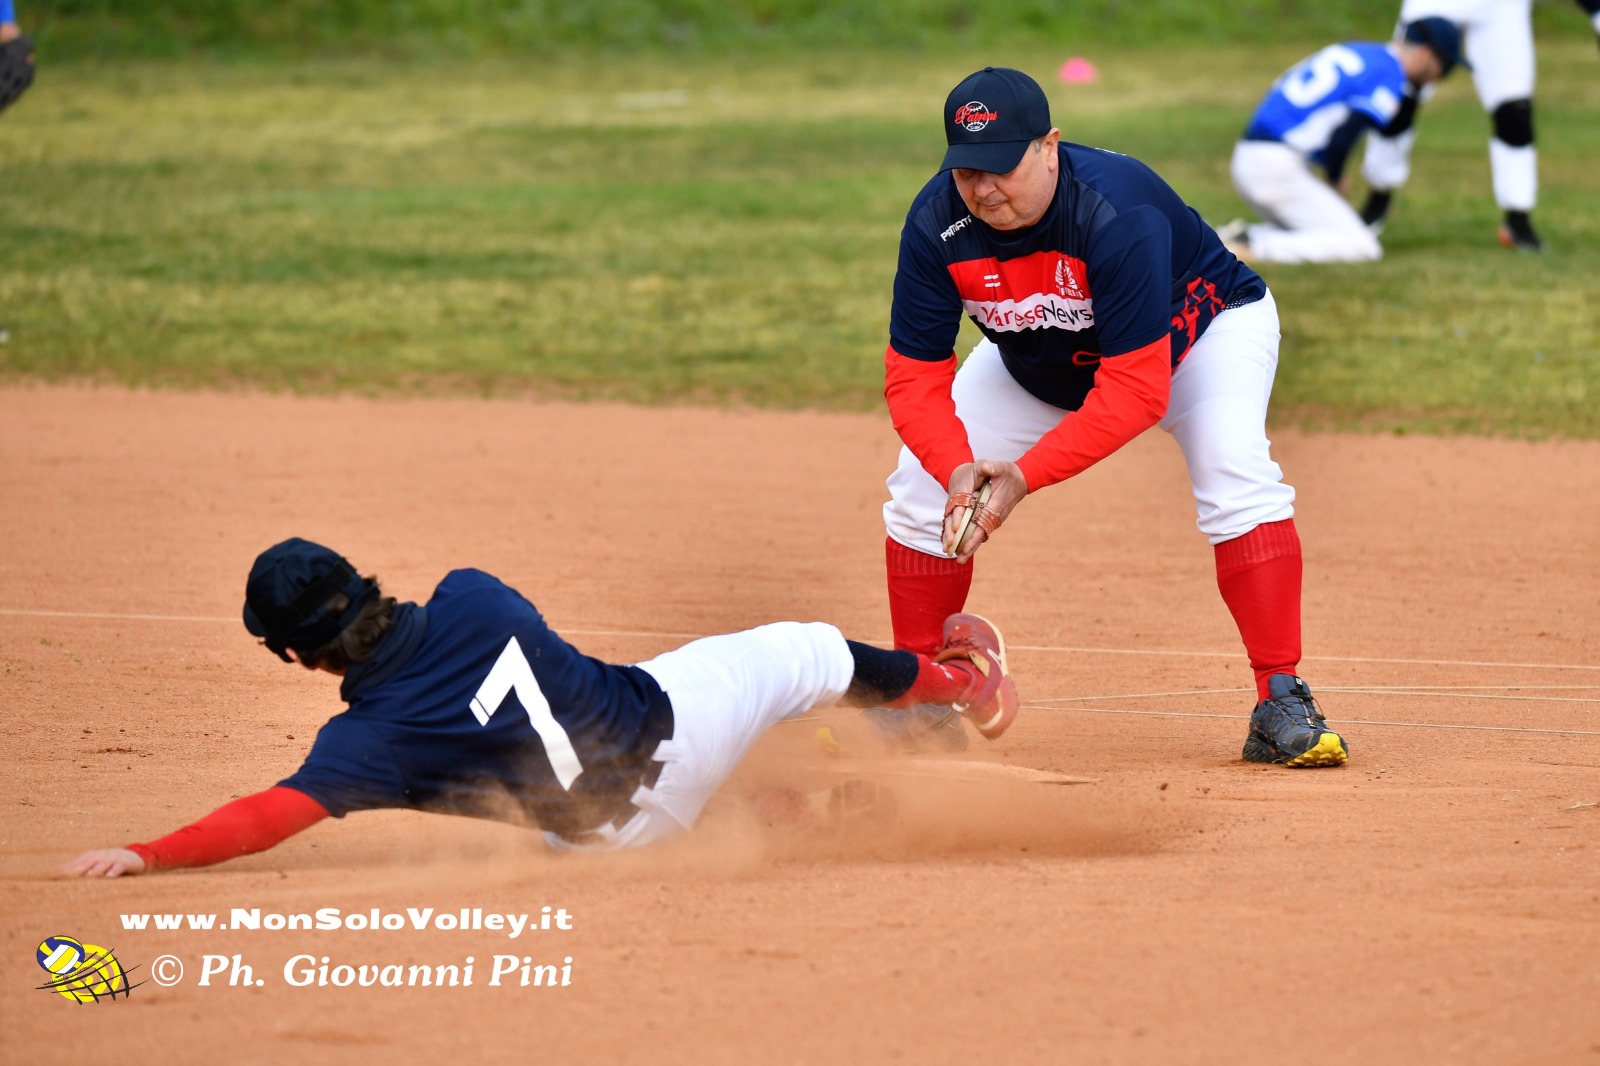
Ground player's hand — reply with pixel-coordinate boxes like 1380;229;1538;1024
942;459;1028;562
63;848;148;878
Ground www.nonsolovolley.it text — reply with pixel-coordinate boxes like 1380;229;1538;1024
119;905;572;939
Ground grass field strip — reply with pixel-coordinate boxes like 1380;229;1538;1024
4;609;1598;676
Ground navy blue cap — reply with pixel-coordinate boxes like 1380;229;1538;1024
242;538;375;662
1405;16;1471;75
940;67;1053;175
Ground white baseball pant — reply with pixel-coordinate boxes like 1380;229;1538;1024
882;289;1294;552
542;621;854;851
1232;140;1384;263
1361;0;1537;210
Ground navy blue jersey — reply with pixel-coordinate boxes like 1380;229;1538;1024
279;569;673;837
889;142;1265;411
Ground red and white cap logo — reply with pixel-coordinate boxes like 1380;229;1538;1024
953;101;998;132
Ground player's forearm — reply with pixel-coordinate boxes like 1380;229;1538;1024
883;345;975;489
128;786;329;872
1014;338;1170;491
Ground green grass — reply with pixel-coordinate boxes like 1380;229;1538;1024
1;39;1598;435
29;0;1409;59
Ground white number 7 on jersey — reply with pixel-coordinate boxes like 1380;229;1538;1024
468;636;584;790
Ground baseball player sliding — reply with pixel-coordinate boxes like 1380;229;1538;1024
877;67;1346;768
1223;18;1466;264
64;538;1019;876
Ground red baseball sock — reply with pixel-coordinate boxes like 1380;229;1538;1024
1214;518;1303;701
887;654;977;708
886;536;972;656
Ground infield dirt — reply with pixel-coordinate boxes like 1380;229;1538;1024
3;385;1597;1064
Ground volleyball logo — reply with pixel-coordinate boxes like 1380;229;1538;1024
35;935;143;1002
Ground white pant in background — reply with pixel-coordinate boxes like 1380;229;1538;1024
883;290;1294;552
1361;0;1537;210
1231;140;1382;264
543;621;854;851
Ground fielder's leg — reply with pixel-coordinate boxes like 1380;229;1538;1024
1231;141;1382;263
1466;0;1543;249
881;339;1064;654
1160;290;1297;696
1159;290;1346;767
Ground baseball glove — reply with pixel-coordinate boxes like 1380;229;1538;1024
0;35;36;114
946;480;1002;557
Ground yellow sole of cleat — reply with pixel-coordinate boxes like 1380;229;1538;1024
1285;732;1348;768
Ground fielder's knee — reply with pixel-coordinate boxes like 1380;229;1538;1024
1328;228;1383;263
1492;99;1534;148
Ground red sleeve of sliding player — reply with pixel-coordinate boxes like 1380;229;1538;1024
1014;336;1171;492
883;345;975;491
126;786;329;872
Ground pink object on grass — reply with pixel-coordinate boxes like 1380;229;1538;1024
1058;57;1098;84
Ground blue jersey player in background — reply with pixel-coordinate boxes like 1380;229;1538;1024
64;538;1019;875
1220;17;1466;264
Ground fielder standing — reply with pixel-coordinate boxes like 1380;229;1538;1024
1223;18;1466;264
64;538;1019;875
877;67;1346;768
1360;0;1600;252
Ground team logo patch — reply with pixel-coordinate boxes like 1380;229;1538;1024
953;101;998;132
1054;259;1086;300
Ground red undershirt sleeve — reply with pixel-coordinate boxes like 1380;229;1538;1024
126;786;330;872
1014;336;1172;492
884;344;974;491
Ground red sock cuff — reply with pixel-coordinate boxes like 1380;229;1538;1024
886;536;968;577
1214;517;1301;572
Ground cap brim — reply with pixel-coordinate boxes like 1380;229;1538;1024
939;139;1033;176
243;602;267;637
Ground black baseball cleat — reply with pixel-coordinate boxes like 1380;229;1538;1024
1497;212;1547;253
1242;673;1348;768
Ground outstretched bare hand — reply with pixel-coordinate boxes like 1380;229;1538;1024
63;848;148;878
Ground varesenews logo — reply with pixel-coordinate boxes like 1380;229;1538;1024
35;934;144;1003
